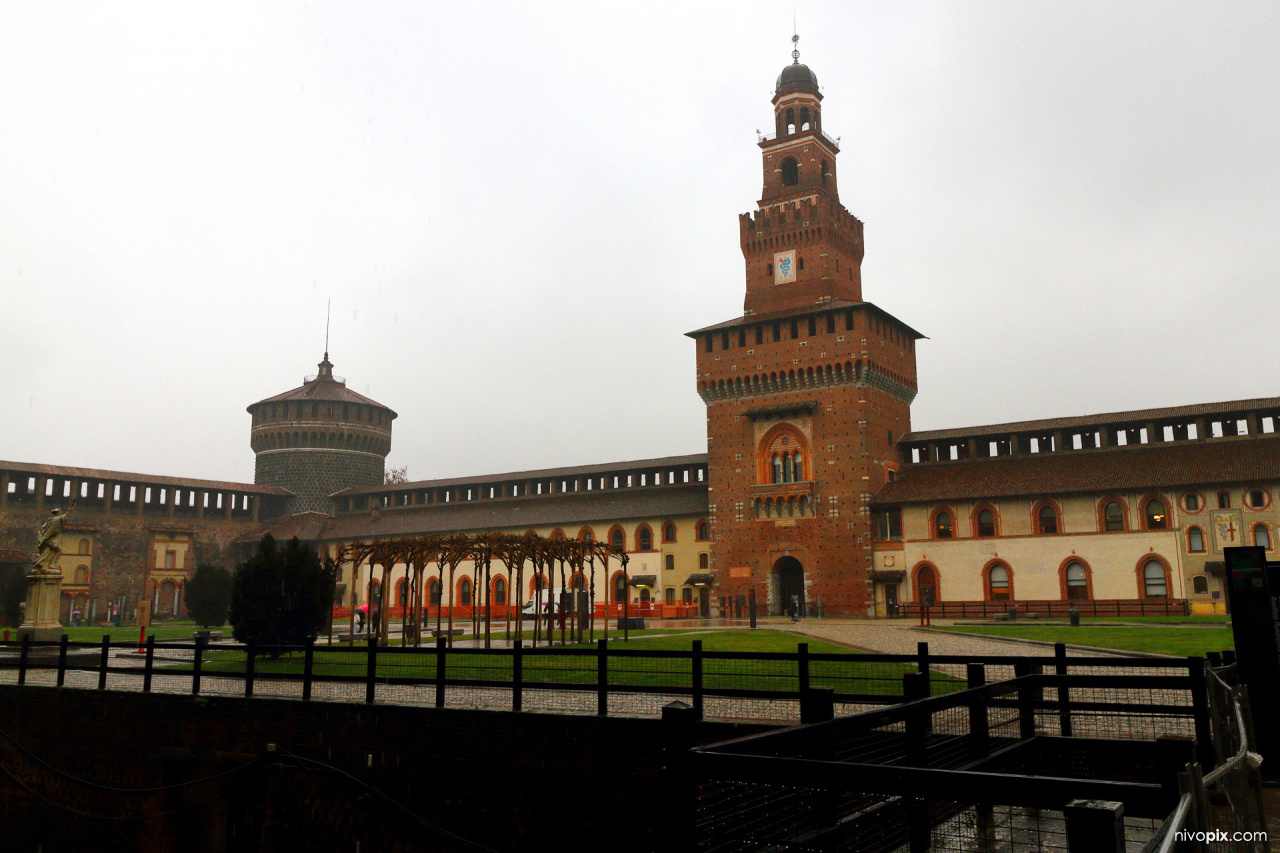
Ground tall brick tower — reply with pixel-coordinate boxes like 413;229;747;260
248;354;396;514
688;42;922;616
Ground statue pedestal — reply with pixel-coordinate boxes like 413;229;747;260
18;572;64;643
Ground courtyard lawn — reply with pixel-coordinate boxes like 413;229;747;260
940;624;1234;657
21;622;214;644
183;629;952;697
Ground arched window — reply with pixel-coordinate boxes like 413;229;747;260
799;106;810;129
614;573;627;603
1188;527;1205;553
665;554;675;572
78;538;90;554
987;565;1011;602
934;511;952;539
976;509;996;538
1183;493;1201;512
915;564;938;606
428;579;441;605
820;160;829;186
493;577;507;605
760;427;807;485
368;579;382;606
1142;560;1168;598
1104;502;1124;531
639;588;651;603
696;521;709;541
397;580;409;607
682;587;693;603
1037;504;1059;535
1192;576;1209;594
637;527;653;551
579;528;594;542
662;522;676;543
1145;499;1168;529
1064;562;1088;601
74;565;88;585
699;553;709;570
610;527;626;551
458;578;472;606
780;157;799;186
1254;525;1272;550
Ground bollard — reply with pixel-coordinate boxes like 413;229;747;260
1069;606;1080;627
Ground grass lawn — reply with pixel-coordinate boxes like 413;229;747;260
182;629;949;697
941;625;1234;657
37;622;212;644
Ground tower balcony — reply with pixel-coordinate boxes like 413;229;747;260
757;126;840;151
748;480;818;520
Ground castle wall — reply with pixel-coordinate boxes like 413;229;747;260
255;448;383;514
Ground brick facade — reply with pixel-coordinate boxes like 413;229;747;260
688;58;921;617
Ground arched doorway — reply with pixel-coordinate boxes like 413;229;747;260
772;556;805;617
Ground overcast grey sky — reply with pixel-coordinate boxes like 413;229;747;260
2;2;1277;485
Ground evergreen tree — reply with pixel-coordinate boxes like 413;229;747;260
184;563;233;628
228;535;335;652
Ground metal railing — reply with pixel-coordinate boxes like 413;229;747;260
682;654;1227;852
1;636;1210;726
1145;663;1268;853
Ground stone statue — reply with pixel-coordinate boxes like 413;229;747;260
33;500;75;575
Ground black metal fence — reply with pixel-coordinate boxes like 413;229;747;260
679;657;1226;852
0;635;1209;726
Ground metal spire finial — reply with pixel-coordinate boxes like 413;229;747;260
324;298;330;360
791;25;800;64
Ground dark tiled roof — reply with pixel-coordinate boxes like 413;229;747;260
903;397;1280;443
238;512;331;544
334;454;709;496
250;376;395;415
874;437;1280;505
0;460;293;495
685;300;926;339
321;484;709;540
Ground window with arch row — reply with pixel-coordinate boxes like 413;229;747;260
1142;560;1168;599
987;564;1011;602
1063;562;1088;601
1036;504;1059;535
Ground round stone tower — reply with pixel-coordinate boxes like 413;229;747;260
248;354;396;514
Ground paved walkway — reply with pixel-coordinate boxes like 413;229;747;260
750;616;1103;657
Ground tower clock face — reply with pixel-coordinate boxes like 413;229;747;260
774;250;797;285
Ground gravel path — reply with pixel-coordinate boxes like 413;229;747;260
755;616;1093;657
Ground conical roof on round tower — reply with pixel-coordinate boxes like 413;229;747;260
247;354;395;514
248;353;397;415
